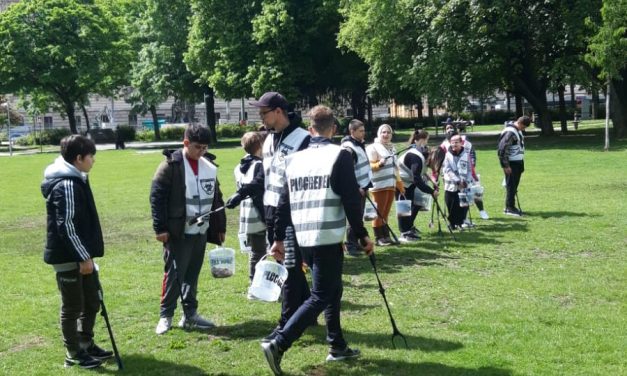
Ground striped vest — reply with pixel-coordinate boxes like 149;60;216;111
366;142;397;190
285;144;346;247
183;157;216;234
398;147;427;188
234;159;266;235
262;128;309;207
341;139;372;188
501;127;525;161
442;150;471;192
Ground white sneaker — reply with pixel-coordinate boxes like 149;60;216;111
178;313;215;330
155;317;172;335
479;210;489;220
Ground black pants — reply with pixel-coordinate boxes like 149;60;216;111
445;190;468;227
247;231;267;282
276;244;346;351
56;269;100;353
505;161;524;209
346;194;366;245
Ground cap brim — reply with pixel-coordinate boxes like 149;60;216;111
249;100;264;107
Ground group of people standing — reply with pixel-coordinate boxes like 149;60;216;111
41;88;529;373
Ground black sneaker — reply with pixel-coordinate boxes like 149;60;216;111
504;208;523;217
64;350;102;369
326;346;361;361
261;327;280;343
261;339;283;375
85;343;113;361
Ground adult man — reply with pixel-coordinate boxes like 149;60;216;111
261;105;374;376
150;124;226;334
498;116;530;216
340;119;372;256
227;91;312;340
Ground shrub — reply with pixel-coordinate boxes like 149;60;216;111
159;126;186;141
216;123;258;139
17;128;73;146
135;130;155;142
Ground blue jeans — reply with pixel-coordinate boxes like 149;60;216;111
275;244;347;351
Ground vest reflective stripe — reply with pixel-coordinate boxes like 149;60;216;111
367;143;397;189
398;148;427;187
234;159;266;235
501;127;525;161
183;157;216;234
443;150;471;192
341;140;371;188
285;144;346;247
262;128;309;207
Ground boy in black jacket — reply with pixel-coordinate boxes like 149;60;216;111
41;135;111;369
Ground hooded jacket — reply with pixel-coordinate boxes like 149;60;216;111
41;156;104;266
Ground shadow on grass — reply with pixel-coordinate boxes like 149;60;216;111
96;354;218;375
520;210;595;219
213;319;277;340
301;359;512;376
343;248;457;277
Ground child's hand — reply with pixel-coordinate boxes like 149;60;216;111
79;259;94;275
225;193;242;209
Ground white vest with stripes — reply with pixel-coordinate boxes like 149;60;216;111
262;128;309;207
443;150;471;192
285;144;346;247
501;127;525;161
183;156;216;234
234;159;266;235
341;139;372;189
398;147;427;188
366;142;397;190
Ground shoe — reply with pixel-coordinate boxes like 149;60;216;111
179;313;215;330
376;238;392;246
326;346;361;361
344;242;362;257
155;316;172;335
504;208;523;217
261;327;280;343
461;220;475;229
399;232;420;242
479;210;489;220
84;343;113;361
409;226;421;236
261;339;283;375
64;350;102;369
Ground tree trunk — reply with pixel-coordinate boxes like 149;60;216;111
591;89;599;119
515;93;523;117
428;106;434;126
205;88;217;144
63;100;78;134
558;85;568;134
150;104;161;141
350;89;366;121
416;97;423;120
506;91;511;112
366;96;373;137
514;77;554;135
569;83;576;110
609;75;626;139
81;105;91;132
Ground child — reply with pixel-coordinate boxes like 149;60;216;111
226;131;268;298
41;135;112;369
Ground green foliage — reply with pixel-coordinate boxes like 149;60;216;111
115;125;136;142
586;0;627;81
215;124;259;139
159;127;186;141
135;129;156;142
14;128;72;146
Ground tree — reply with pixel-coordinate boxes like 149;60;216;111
0;0;131;134
586;0;627;138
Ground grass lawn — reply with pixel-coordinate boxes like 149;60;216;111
0;122;625;375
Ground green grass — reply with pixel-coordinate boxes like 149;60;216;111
0;122;625;375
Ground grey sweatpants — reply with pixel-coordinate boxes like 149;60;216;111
160;233;207;318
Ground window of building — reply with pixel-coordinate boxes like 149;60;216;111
44;116;53;129
75;115;81;129
128;113;138;126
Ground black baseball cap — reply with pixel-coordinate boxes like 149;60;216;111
249;92;289;110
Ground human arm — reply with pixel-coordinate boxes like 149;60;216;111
406;154;435;195
150;161;172;240
208;178;227;245
497;131;516;171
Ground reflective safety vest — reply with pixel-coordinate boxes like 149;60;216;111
398;147;427;188
234;159;266;235
262;128;309;207
442;149;471;192
341;139;372;189
366;142;397;190
183;156;216;234
501;126;525;161
285;144;346;247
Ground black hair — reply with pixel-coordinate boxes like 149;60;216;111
184;124;211;144
60;135;96;163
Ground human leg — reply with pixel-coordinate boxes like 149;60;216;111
248;231;267;283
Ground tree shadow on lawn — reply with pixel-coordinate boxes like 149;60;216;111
520;210;595;219
95;354;219;375
343;248;458;277
301;359;512;376
212;319;278;340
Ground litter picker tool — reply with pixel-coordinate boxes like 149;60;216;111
188;206;225;226
365;195;400;244
93;264;123;370
432;195;457;241
368;253;408;349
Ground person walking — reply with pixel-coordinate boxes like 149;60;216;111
41;135;112;369
498;116;530;216
340;119;372;256
442;134;473;229
397;129;438;241
261;105;374;376
150;124;226;335
366;124;403;245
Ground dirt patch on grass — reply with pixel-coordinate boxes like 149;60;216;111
0;336;46;356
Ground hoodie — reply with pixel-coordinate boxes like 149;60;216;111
41;156;104;269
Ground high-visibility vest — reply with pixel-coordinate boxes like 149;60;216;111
183;157;216;234
262;128;309;207
341;139;372;189
442;149;471;192
500;126;525;161
234;159;266;235
366;142;396;190
397;147;427;188
285;144;346;247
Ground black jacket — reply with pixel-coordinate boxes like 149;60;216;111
41;156;104;264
